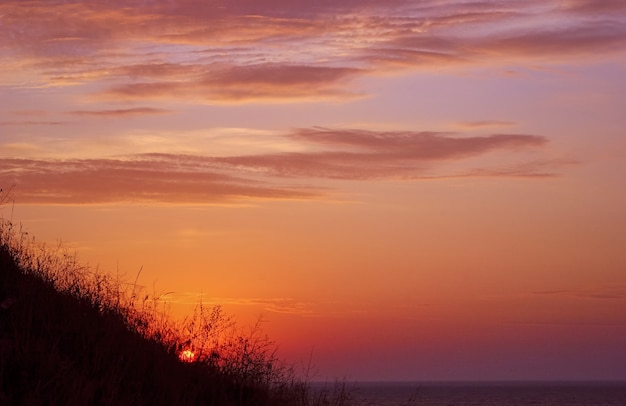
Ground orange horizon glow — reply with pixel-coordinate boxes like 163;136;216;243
1;0;626;381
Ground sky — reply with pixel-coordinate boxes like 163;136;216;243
1;0;626;382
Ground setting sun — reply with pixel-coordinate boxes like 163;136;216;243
179;349;196;363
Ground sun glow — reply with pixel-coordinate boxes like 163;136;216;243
178;349;196;363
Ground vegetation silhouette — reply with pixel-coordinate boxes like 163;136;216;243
0;197;356;405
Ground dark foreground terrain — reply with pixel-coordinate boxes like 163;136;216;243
0;216;359;406
0;244;304;405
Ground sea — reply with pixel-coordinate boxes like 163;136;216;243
310;381;626;405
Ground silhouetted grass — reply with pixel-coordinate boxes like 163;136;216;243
0;213;360;405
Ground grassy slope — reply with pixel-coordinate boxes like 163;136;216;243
0;244;293;405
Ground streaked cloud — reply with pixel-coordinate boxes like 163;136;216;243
532;286;626;300
161;293;315;315
67;107;173;118
473;21;626;59
9;110;50;117
160;293;403;317
563;0;626;14
457;159;578;179
0;156;320;204
102;64;365;103
454;120;517;129
291;127;545;154
2;1;624;103
504;320;626;326
216;128;549;180
1;127;556;204
0;120;67;126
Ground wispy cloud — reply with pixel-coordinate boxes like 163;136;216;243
160;293;408;317
0;121;67;126
102;64;365;103
0;156;320;204
454;120;517;129
1;127;558;204
2;1;624;103
562;0;626;14
215;128;549;180
162;293;315;315
67;107;173;118
504;320;626;326
473;21;626;58
532;286;626;300
8;110;50;117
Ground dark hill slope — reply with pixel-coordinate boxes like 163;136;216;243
0;245;280;405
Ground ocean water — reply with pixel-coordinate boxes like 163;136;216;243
311;381;626;406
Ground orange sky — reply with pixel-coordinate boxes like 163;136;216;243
1;0;626;381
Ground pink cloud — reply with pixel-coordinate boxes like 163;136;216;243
67;107;172;118
216;128;549;180
0;157;320;204
9;110;50;117
0;121;67;126
291;127;545;157
3;1;624;103
358;11;626;69
1;127;557;204
474;21;626;57
454;120;517;129
562;0;626;14
104;64;364;102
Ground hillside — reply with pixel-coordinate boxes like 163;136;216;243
0;220;317;405
0;246;279;405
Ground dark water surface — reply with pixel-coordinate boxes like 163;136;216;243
312;381;626;405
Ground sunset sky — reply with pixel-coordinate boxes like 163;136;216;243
1;0;626;381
